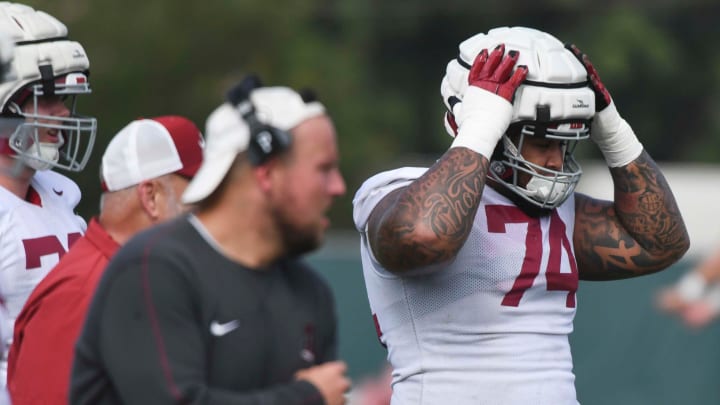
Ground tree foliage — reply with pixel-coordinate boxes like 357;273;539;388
20;0;720;227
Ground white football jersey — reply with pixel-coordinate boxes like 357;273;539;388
0;170;86;385
354;167;580;405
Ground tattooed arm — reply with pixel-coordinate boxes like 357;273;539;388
565;45;689;279
363;45;526;274
366;148;488;273
574;151;690;280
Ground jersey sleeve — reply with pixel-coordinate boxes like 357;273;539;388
352;167;427;232
71;250;326;405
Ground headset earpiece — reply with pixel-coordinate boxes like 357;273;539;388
226;75;292;166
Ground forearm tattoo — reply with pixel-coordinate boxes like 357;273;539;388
371;148;488;271
575;151;689;280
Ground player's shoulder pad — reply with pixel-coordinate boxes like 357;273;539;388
352;167;428;232
32;170;82;209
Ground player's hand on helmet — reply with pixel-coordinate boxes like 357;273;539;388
468;44;528;102
564;43;642;167
450;44;528;159
565;44;611;112
295;360;351;405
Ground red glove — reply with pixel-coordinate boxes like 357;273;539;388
565;43;611;111
468;44;528;102
565;43;642;167
450;44;527;158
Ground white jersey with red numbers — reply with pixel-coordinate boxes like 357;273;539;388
0;170;86;385
353;167;580;405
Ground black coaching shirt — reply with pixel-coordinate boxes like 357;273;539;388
70;215;337;404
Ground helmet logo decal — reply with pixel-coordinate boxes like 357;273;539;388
572;99;590;109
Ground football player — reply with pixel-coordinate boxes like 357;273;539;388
353;26;689;404
0;11;16;405
0;2;96;386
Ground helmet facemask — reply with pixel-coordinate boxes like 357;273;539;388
439;27;598;211
489;117;590;210
6;70;96;172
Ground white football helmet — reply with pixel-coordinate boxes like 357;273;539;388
0;2;96;172
440;26;595;209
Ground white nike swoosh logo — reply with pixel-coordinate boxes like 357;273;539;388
210;320;240;336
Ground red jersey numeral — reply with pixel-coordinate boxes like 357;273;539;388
22;232;82;270
486;205;577;308
372;313;387;348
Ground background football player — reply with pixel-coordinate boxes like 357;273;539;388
0;2;96;386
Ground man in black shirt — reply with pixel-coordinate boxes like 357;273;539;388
71;78;350;404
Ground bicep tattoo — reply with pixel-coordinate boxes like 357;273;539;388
370;147;488;271
575;152;689;280
609;152;688;258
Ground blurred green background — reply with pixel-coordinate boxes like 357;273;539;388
19;0;720;226
19;0;720;403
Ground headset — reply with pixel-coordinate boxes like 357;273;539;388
226;74;292;166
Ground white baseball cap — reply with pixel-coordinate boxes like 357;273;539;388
181;86;325;204
100;116;204;192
